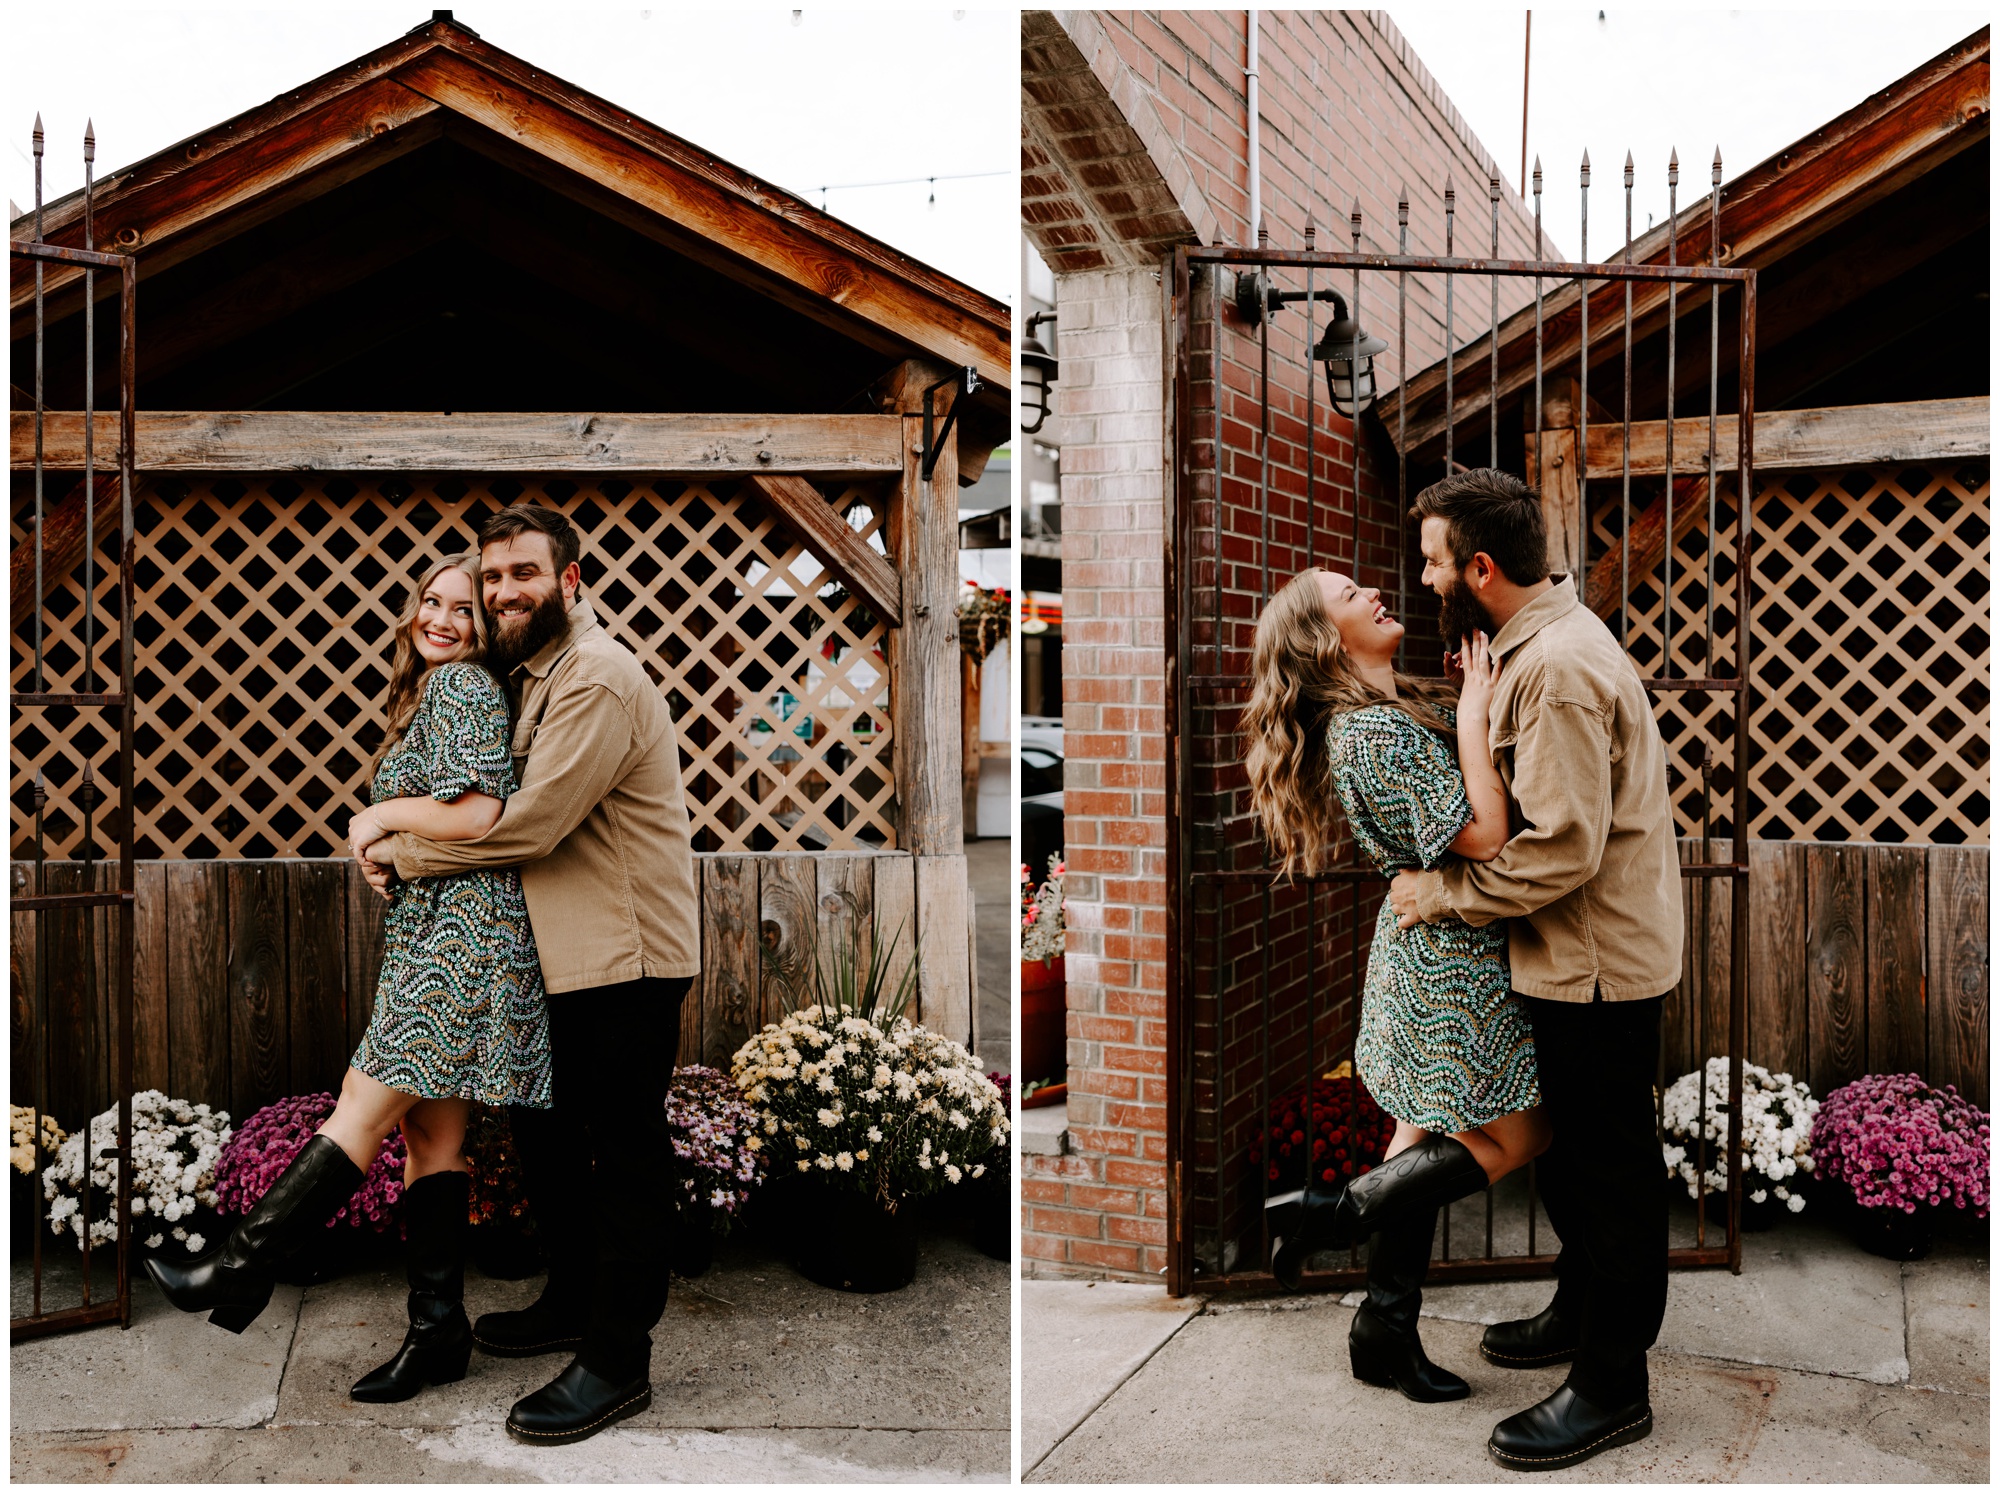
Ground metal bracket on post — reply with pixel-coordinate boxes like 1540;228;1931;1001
921;365;979;482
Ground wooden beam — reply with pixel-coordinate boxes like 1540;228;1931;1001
1581;397;1990;479
1387;31;1989;457
393;50;1010;390
11;410;907;475
10;472;121;619
1581;475;1708;621
741;472;903;629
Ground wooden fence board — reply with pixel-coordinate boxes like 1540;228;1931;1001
344;860;387;1057
43;863;97;1125
815;853;876;995
915;853;972;1047
131;861;170;1096
227;862;289;1117
1926;846;1990;1107
874;853;918;1014
166;861;229;1114
1807;845;1868;1097
697;856;757;1071
11;862;37;1113
757;856;819;1029
1746;841;1809;1083
1866;847;1927;1076
287;861;348;1095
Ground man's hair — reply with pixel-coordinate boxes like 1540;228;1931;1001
1409;468;1550;586
478;502;581;575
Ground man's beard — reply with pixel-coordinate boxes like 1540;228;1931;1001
1437;574;1496;656
489;587;572;671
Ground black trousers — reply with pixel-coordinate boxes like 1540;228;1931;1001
509;974;691;1383
1521;992;1666;1405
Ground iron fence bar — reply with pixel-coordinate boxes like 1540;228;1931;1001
10;891;133;910
1729;269;1758;1273
1443;180;1455;471
1621;153;1634;650
1259;233;1272;604
1706;151;1723;671
1187;674;1744;693
13;239;125;268
1350;201;1363;571
1166;245;1194;1296
32;777;48;1320
1396;187;1409;670
1305;217;1317;569
1531;161;1542;584
1664;151;1680;683
1578;153;1591;611
83;123;97;699
1183;245;1750;283
1488;173;1501;468
1213;260;1224;678
11;694;131;707
1197;1244;1736;1298
78;767;97;1303
117;250;139;1328
34;115;46;694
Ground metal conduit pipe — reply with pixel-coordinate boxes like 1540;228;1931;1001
1246;10;1259;242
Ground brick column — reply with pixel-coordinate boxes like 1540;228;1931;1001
1022;265;1171;1280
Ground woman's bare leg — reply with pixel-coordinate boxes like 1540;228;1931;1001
1385;1119;1428;1160
1451;1105;1552;1185
401;1099;471;1183
317;1067;421;1171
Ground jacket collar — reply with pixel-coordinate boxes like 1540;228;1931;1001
519;595;598;680
1489;575;1577;660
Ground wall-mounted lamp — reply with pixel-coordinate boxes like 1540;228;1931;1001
1233;274;1388;419
1021;311;1058;435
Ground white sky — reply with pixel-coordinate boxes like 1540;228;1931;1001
1387;7;1986;260
6;5;1017;302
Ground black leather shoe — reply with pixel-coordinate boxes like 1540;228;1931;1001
351;1171;473;1403
144;1135;362;1333
1488;1384;1653;1471
1348;1207;1468;1402
473;1283;589;1359
505;1359;652;1445
1480;1301;1584;1368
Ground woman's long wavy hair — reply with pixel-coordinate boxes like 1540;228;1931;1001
369;553;490;777
1242;568;1459;878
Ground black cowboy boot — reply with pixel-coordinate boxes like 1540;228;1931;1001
351;1170;473;1402
1348;1206;1469;1402
473;1107;590;1359
1323;1133;1489;1250
1266;1180;1347;1291
144;1135;362;1333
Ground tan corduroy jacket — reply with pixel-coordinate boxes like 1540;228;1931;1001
1412;576;1682;1002
388;597;700;993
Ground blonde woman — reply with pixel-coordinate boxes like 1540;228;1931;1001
1242;566;1546;1403
147;553;551;1405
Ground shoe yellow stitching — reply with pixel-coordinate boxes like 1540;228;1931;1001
1488;1412;1650;1464
506;1388;650;1442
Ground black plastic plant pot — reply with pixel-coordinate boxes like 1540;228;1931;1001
790;1179;920;1293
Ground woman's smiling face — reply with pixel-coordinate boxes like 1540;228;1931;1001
1316;568;1403;657
413;564;480;666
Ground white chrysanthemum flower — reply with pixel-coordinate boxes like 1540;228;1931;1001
835;1152;854;1172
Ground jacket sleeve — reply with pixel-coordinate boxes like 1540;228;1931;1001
390;676;632;879
1414;659;1614;926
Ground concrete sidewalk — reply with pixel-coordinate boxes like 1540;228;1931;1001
13;1223;1009;1484
1024;1218;1988;1482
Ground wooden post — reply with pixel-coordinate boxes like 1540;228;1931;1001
961;650;982;840
889;411;972;1042
1528;376;1583;577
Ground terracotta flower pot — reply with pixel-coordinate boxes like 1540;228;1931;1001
1021;956;1067;1087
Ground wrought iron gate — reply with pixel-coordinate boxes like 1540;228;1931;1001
11;120;139;1338
1164;162;1759;1296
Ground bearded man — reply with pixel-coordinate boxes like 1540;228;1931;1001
358;501;699;1445
1386;468;1682;1472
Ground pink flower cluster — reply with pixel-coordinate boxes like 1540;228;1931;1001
666;1066;767;1231
1809;1073;1990;1217
214;1093;407;1233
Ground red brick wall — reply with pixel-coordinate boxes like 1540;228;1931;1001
1022;9;1553;1283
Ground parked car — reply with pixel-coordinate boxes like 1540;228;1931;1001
1021;715;1063;885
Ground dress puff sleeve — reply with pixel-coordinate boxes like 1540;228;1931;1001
1329;705;1473;871
417;662;517;803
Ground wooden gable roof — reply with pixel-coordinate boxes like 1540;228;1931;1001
1389;27;1989;459
9;15;1010;395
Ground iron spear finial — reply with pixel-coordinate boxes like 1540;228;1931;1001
1712;146;1723;185
84;119;94;161
1257;215;1269;248
32;113;44;154
1623;150;1633;187
1532;156;1542;195
1580;149;1590;184
1398;184;1409;224
1668;147;1679;185
1304;212;1316;249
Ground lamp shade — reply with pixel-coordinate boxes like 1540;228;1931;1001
1021;332;1058;434
1312;312;1389;419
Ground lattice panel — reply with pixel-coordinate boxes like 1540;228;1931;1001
11;474;897;858
1588;462;1989;845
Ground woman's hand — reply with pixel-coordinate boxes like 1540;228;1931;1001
345;808;385;863
1457;630;1499;723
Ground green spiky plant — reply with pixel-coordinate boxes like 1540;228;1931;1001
760;906;920;1029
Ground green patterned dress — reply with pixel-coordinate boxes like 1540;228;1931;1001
350;661;553;1108
1330;703;1539;1133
